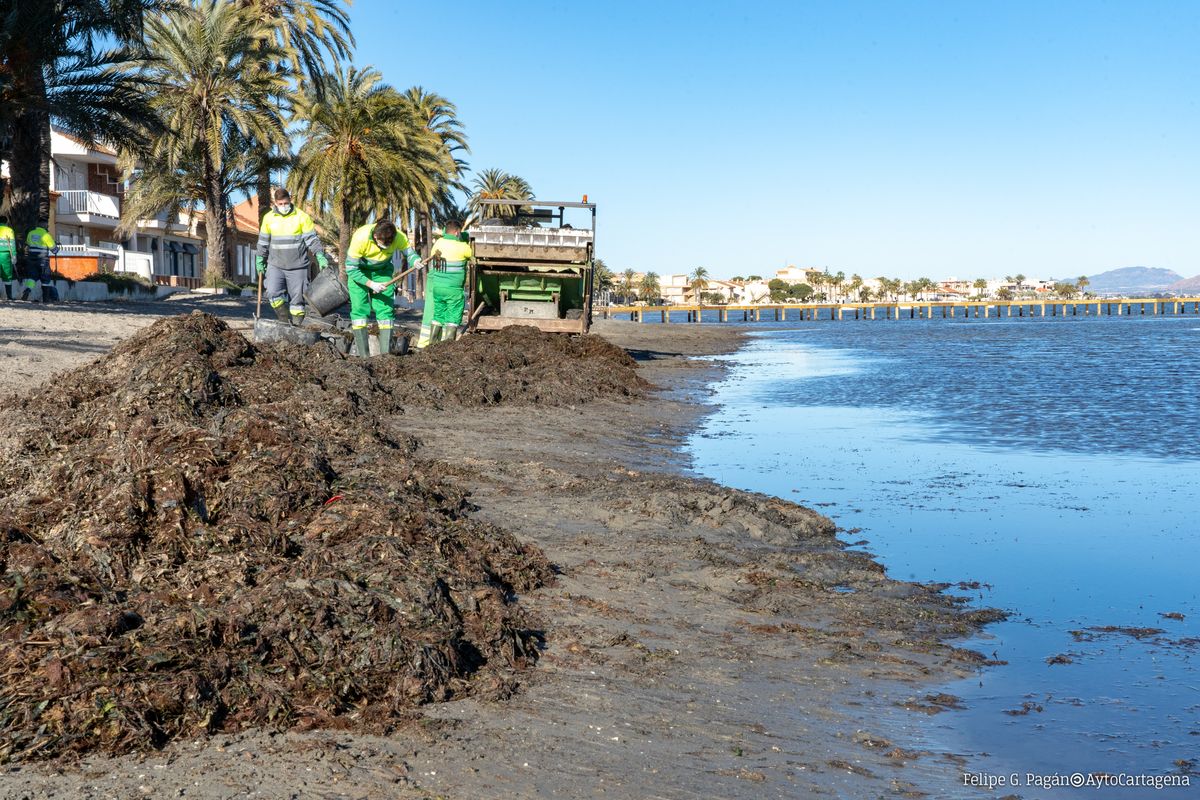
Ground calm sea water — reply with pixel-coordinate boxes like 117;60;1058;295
686;315;1200;798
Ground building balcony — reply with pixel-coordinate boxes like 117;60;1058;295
55;189;120;226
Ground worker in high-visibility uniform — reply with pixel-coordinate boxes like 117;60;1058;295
256;188;327;326
345;219;422;357
23;222;58;302
0;216;16;301
417;220;472;347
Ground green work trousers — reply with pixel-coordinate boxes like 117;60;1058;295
417;268;466;347
348;263;396;326
0;253;13;282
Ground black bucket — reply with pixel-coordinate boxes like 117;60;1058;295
304;267;350;317
253;318;321;346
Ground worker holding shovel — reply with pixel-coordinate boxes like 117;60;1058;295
416;220;472;348
256;188;328;326
345;220;422;357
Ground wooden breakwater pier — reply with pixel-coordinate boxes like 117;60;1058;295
602;297;1200;323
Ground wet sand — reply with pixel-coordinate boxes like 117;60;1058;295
0;298;999;799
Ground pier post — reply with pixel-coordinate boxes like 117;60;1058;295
754;308;761;322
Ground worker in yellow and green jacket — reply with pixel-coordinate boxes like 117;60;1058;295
345;220;422;357
24;222;58;302
256;188;328;326
0;216;16;301
417;220;473;347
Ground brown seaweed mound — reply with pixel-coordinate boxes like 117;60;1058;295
384;324;648;407
0;312;552;762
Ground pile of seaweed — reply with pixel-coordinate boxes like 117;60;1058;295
0;312;553;762
391;325;648;407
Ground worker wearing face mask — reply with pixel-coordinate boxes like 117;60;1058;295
256;188;328;325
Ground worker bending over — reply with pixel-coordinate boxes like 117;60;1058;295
24;222;58;302
417;220;472;347
345;220;422;357
256;188;328;326
0;216;16;300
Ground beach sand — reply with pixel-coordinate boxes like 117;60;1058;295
0;297;997;799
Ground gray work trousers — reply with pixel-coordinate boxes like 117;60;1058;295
266;266;309;313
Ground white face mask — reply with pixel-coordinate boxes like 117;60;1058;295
276;204;292;215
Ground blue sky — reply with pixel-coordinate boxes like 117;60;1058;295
354;1;1199;281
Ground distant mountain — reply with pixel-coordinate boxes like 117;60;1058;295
1084;267;1183;294
1167;274;1200;293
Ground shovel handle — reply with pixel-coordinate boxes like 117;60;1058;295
256;271;263;319
381;261;426;289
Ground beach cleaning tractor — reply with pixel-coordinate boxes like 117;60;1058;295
467;198;596;334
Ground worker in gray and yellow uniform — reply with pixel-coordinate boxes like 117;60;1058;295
417;220;472;347
23;223;58;302
345;220;422;357
256;187;328;326
0;216;16;300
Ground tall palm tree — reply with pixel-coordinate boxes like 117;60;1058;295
400;87;469;252
1;0;166;235
470;168;534;221
290;65;449;271
639;271;660;304
689;266;710;303
830;270;845;302
134;0;289;279
1076;275;1090;295
240;0;354;221
619;268;638;303
848;274;863;300
973;277;988;297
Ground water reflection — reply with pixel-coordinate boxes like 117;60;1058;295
688;316;1200;797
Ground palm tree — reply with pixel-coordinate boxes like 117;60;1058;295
2;0;166;235
132;0;289;279
1077;275;1090;295
1014;273;1026;290
240;0;354;221
619;269;638;303
402;87;469;252
830;270;845;302
973;278;988;298
689;266;710;303
848;274;863;301
470;168;534;221
592;257;614;297
639;271;660;304
290;65;450;271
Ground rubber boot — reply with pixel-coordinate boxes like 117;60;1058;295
20;284;31;301
443;324;459;343
3;284;10;301
376;326;392;356
290;310;305;327
429;322;443;345
353;327;371;358
41;283;57;303
272;302;290;323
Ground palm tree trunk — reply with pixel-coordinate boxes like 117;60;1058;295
337;193;352;281
256;168;272;225
9;106;48;237
203;157;229;280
